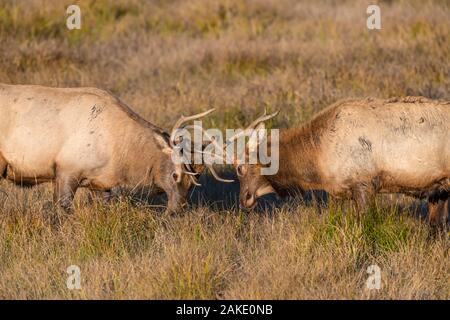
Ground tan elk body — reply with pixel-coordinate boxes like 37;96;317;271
0;83;219;213
234;97;450;227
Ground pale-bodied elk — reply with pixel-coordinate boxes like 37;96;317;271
228;97;450;228
0;83;229;214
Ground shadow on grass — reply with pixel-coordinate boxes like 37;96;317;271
188;171;329;214
124;170;328;215
106;171;448;224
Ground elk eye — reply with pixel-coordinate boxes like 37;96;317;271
172;172;179;182
237;165;245;177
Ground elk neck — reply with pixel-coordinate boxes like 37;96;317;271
117;122;164;187
265;122;324;193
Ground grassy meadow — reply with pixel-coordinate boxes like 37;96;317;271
0;0;449;299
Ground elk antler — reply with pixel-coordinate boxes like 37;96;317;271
225;110;279;145
206;164;234;183
183;124;234;183
169;108;233;184
184;124;229;161
170;108;215;148
182;163;202;186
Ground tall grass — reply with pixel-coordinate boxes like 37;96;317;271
0;180;448;299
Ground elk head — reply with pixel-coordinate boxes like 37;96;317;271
153;108;232;195
227;110;280;210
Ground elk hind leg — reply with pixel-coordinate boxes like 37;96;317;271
428;192;449;230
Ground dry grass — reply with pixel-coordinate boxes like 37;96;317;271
0;180;448;299
0;0;449;299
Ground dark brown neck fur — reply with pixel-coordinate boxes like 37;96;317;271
265;108;336;193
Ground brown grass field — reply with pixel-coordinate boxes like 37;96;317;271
0;0;449;299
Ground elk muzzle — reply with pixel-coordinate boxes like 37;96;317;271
240;189;257;210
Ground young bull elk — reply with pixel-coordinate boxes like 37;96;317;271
230;97;450;228
0;83;228;214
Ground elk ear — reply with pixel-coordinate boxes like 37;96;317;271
248;122;266;153
154;133;173;155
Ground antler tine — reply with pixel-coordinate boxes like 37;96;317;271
226;110;279;144
206;164;234;183
245;109;279;132
185;123;229;162
182;163;202;186
170;108;215;147
188;174;202;186
183;170;199;176
193;149;229;164
182;162;200;175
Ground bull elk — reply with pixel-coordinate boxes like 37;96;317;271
0;83;228;214
231;97;450;228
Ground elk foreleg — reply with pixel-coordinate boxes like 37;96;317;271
53;174;79;213
0;154;6;178
351;183;376;215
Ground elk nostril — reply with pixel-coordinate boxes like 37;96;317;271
246;193;252;201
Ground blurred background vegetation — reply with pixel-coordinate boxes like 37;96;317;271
0;0;448;130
